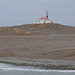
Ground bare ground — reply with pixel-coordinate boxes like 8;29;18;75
0;23;75;61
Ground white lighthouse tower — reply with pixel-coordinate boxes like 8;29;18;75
34;11;52;24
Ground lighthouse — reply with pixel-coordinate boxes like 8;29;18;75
34;11;52;24
46;11;48;19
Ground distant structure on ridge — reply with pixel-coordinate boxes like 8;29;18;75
34;11;52;24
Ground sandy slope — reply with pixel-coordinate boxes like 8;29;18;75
0;23;75;61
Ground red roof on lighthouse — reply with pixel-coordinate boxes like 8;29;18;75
38;17;47;20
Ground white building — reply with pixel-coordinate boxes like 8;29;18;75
34;11;52;24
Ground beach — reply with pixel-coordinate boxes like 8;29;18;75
0;57;75;70
0;63;75;75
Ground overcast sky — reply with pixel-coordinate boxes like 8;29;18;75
0;0;75;27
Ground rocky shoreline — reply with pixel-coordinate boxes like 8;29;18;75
0;57;75;70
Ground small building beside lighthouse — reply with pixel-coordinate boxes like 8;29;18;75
34;11;52;24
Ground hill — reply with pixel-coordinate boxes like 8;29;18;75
0;23;75;61
0;23;75;35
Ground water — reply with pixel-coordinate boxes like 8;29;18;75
0;63;75;75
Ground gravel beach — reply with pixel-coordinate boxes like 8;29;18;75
0;57;75;70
